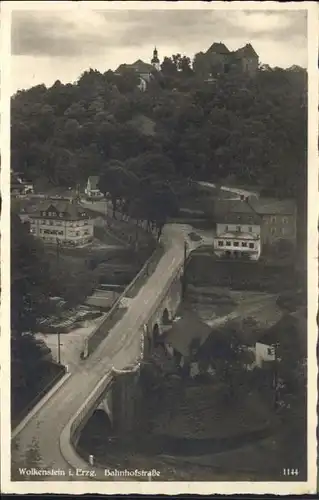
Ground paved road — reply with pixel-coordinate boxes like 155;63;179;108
197;181;259;200
11;185;247;482
11;224;190;481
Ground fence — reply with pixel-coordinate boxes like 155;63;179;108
82;242;164;358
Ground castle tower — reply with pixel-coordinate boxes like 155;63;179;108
151;46;160;71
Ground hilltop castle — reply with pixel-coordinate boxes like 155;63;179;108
194;42;259;79
115;42;259;91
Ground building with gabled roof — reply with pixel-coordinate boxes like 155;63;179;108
195;41;259;78
115;48;161;91
85;176;104;199
207;42;230;55
28;199;94;246
214;197;297;252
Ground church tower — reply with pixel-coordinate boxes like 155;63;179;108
151;47;160;71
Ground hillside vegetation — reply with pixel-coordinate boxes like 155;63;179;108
12;60;307;228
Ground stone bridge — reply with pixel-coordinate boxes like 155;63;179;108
71;265;184;446
11;223;202;482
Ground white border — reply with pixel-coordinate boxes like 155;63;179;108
1;1;318;495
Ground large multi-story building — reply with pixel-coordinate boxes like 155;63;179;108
213;197;297;259
214;205;261;261
29;200;94;246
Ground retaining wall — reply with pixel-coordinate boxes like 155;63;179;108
83;242;164;358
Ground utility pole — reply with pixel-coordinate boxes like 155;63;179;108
273;342;279;411
57;331;61;364
56;237;60;265
182;240;188;298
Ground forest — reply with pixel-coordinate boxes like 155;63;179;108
11;55;307;223
10;54;307;420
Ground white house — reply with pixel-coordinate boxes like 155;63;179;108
214;231;261;261
214;199;262;261
85;176;104;199
11;172;34;196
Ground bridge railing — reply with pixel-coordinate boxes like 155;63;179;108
83;242;164;358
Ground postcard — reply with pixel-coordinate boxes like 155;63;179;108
1;0;318;495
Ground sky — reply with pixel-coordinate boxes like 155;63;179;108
10;4;308;94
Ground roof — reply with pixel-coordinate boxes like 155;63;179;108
88;176;100;189
251;198;296;215
116;59;154;75
29;200;90;221
218;212;261;225
207;42;230;55
234;43;258;59
164;311;212;357
257;310;306;351
214;199;261;225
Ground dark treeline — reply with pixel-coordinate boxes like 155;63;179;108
12;56;307;224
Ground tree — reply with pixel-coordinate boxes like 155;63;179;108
11;56;306;206
98;161;138;217
161;56;178;77
11;213;56;415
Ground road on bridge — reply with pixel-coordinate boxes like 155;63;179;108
11;225;189;482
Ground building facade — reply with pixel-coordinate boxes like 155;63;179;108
11;172;34;196
214;198;297;256
214;231;261;261
194;42;259;79
116;48;161;91
214;204;261;260
29;200;94;246
85;176;104;199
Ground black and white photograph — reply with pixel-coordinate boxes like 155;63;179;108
1;0;318;495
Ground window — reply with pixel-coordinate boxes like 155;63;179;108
236;226;241;232
248;226;252;232
234;242;239;247
267;347;274;356
225;225;229;232
270;227;276;235
241;242;247;247
271;216;276;223
226;241;231;247
282;217;288;224
281;227;286;235
249;243;254;249
218;240;224;247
